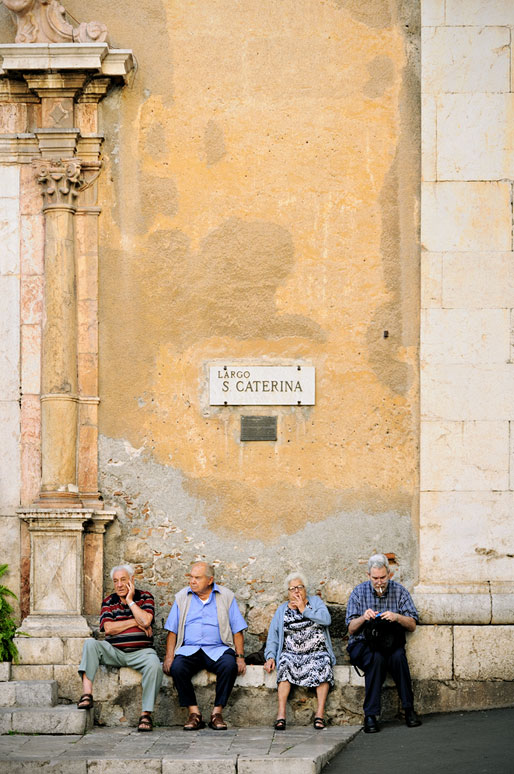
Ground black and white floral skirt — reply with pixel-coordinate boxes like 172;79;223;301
276;606;334;687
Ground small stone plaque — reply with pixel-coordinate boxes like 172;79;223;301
240;416;277;442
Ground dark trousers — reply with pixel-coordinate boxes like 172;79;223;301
170;648;238;708
347;641;414;716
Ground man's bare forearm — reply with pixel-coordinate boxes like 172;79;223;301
233;631;246;675
128;603;153;628
348;615;366;635
103;618;140;635
348;611;416;635
162;631;177;675
165;631;177;659
233;631;245;655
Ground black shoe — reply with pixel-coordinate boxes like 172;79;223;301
405;708;422;728
363;715;379;733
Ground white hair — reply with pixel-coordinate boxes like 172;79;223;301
367;554;390;573
110;564;135;580
285;571;308;591
191;561;215;578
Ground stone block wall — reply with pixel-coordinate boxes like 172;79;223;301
419;2;514;596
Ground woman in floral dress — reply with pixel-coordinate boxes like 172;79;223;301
264;572;335;729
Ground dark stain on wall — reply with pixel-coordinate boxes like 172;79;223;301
135;217;325;352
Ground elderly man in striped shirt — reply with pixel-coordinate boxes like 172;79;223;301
346;553;422;734
77;564;162;732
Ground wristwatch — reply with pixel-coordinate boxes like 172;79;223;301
235;653;245;658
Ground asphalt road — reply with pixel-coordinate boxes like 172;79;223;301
325;708;514;774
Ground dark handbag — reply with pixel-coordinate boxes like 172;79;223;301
363;617;405;653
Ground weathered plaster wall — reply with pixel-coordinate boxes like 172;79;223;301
91;0;419;638
0;2;420;639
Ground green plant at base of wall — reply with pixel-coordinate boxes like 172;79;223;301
0;563;26;663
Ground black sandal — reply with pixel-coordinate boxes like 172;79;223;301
137;713;153;732
274;718;286;730
313;717;326;729
77;693;93;709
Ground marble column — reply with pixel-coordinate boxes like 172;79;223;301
35;156;82;507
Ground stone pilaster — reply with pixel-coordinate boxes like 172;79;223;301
0;41;133;636
417;0;514;625
83;513;116;618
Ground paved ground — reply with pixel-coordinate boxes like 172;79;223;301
325;707;514;774
0;724;361;773
1;708;513;773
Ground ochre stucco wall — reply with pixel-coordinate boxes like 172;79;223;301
0;1;420;646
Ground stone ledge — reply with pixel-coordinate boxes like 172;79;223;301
10;626;514;726
0;44;133;80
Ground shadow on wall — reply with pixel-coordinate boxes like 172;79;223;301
135;217;326;352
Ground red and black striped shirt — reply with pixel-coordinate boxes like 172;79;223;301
100;589;155;650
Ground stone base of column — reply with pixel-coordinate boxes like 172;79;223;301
413;582;514;624
33;491;83;509
19;613;91;637
16;508;107;640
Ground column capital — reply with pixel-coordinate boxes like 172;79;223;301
77;77;112;104
18;507;94;531
84;510;117;534
24;71;88;100
0;77;40;103
34;156;83;209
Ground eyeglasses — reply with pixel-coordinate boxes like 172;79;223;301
288;585;305;592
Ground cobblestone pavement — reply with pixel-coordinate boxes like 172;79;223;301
0;724;361;774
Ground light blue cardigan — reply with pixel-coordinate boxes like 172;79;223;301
264;595;336;665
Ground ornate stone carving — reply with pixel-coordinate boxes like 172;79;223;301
34;158;82;208
2;0;108;44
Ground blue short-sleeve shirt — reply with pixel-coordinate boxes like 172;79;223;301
164;583;247;662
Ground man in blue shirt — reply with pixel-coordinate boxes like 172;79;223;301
163;562;247;730
346;553;422;734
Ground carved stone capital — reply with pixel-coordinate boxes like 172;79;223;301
34;157;83;209
2;0;108;45
0;77;40;103
84;510;116;534
76;77;111;104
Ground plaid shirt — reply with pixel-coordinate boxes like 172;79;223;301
345;579;418;645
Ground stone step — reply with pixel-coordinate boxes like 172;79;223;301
0;725;361;772
0;705;93;735
0;680;58;707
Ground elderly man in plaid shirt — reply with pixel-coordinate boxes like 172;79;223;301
77;564;163;732
345;553;422;734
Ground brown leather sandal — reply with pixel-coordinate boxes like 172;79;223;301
77;693;93;709
209;712;227;730
183;712;205;731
